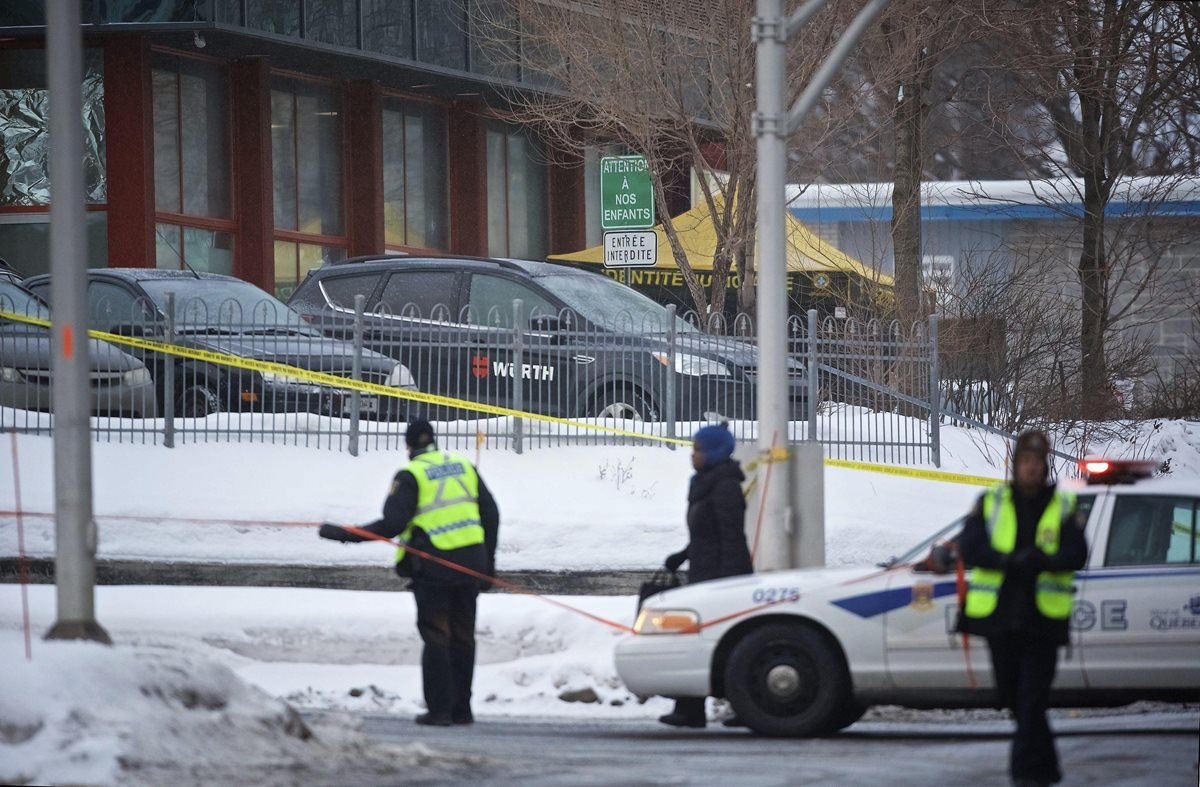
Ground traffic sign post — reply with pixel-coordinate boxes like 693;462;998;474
600;155;654;230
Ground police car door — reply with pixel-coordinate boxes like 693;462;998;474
463;273;568;416
1075;490;1200;689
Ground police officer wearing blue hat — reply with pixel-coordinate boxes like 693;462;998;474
659;422;753;728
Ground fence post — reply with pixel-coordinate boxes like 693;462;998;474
928;313;941;468
512;299;524;455
807;309;818;442
163;291;175;449
348;294;365;457
665;305;677;449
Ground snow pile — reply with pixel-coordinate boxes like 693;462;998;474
0;635;484;786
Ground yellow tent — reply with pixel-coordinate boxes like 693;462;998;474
548;200;893;287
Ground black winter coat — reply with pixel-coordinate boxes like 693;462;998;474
955;483;1087;645
677;459;753;584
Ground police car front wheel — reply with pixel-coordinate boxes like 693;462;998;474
723;623;848;737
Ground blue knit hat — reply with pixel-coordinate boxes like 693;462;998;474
693;423;735;467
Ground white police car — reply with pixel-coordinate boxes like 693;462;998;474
614;460;1200;736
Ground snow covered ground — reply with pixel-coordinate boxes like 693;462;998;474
1;418;1197;784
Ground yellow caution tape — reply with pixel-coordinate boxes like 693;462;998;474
824;458;1000;486
0;309;691;445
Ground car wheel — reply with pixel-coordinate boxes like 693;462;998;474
176;382;221;417
723;623;848;737
829;701;867;731
592;386;658;421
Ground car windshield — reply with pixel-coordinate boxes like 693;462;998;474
0;280;51;326
880;518;966;568
140;279;318;335
534;271;697;333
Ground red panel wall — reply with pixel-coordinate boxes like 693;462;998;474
103;36;155;266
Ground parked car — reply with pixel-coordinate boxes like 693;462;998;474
615;459;1200;737
0;277;157;417
287;255;808;422
25;269;417;420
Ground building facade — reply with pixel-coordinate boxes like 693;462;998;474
0;1;688;298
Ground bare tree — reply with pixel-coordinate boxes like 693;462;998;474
984;0;1200;418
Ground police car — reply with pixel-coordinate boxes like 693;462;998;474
614;459;1200;736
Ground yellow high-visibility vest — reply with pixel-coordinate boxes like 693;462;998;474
396;450;485;564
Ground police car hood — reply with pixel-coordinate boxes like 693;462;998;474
644;565;877;614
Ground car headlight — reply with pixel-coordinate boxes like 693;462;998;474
633;608;701;635
651;352;731;377
260;369;307;386
0;367;20;383
122;367;151;386
387;363;417;389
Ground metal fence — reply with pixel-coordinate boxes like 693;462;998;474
1;289;947;465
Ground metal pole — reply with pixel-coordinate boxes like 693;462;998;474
45;0;109;644
348;294;365;457
754;0;791;572
163;292;175;448
929;313;941;468
665;304;677;450
512;299;524;455
807;308;818;441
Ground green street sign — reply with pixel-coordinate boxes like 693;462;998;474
600;155;654;230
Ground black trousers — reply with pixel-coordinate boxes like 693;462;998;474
412;581;479;721
987;633;1061;784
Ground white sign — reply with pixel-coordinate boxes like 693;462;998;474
603;230;658;268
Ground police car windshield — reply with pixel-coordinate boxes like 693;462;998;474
535;272;697;333
883;518;965;567
140;279;318;334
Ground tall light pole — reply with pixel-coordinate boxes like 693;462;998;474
754;0;889;571
44;0;109;644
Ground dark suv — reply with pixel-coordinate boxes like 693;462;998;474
26;269;416;419
288;256;808;422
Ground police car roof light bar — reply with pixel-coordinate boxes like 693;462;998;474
1079;457;1158;485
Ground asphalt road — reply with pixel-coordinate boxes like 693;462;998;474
357;712;1200;786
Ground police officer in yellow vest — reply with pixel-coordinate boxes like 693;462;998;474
319;420;499;727
956;430;1087;787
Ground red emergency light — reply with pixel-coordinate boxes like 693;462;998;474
1079;457;1158;485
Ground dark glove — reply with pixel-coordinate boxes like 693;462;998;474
664;550;687;572
929;543;956;574
319;523;353;543
1007;546;1049;572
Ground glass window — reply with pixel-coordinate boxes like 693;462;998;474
306;0;358;47
153;54;231;219
273;240;345;300
0;280;49;321
0;48;106;206
416;0;466;70
382;98;448;249
1166;499;1198;564
0;212;108;279
271;77;344;236
377;271;456;319
0;2;45;25
87;281;147;331
535;270;696;332
485;122;547;260
319;273;384;310
102;0;214;23
466;274;555;327
215;0;242;24
363;0;413;58
156;223;235;275
247;0;300;36
1105;496;1199;567
469;0;519;81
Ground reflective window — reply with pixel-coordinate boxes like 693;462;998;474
378;271;457;319
319;273;384;310
153;54;231;219
86;281;146;331
363;0;413;58
1106;495;1200;567
0;48;106;206
155;224;235;275
485;122;547;260
0;213;108;279
382;98;448;250
0;2;45;25
273;241;345;301
247;0;300;36
416;0;466;70
306;0;358;47
271;77;344;236
469;0;519;81
101;0;214;23
466;274;555;327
